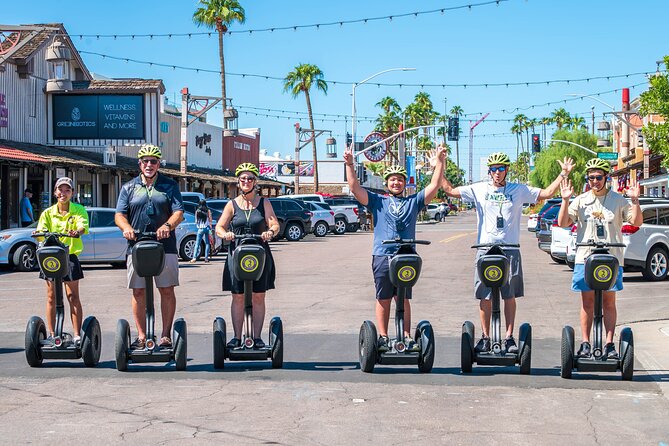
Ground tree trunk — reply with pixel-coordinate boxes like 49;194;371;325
305;90;319;192
218;29;227;129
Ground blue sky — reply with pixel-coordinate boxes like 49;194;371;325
6;0;669;180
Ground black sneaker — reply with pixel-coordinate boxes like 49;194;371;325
377;335;390;352
604;343;619;360
577;341;591;358
474;336;491;353
253;338;266;349
130;337;146;350
226;338;241;349
504;336;519;354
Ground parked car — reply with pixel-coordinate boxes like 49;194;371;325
565;225;577;270
527;214;538;232
204;199;229;223
181;191;206;204
533;198;563;236
621;200;669;281
536;205;561;253
0;207;127;271
180;201;225;260
424;203;443;221
550;220;575;265
296;200;335;237
268;198;312;241
279;193;326;203
323;197;362;233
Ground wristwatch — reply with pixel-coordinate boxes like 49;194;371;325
164;222;172;229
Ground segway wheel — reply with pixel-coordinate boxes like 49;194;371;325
560;326;575;379
359;321;377;373
173;318;188;371
619;327;634;381
25;316;46;367
213;317;226;369
269;317;284;369
81;316;102;367
415;321;435;373
115;319;130;371
518;323;532;375
461;321;475;373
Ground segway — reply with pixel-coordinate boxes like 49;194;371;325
213;233;283;369
25;232;102;367
461;243;532;374
560;239;633;380
115;231;187;371
359;238;436;373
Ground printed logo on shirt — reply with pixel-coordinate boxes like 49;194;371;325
485;192;511;203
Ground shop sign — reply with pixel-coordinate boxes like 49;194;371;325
53;94;144;140
0;93;8;128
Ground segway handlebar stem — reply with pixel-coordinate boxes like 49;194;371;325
471;243;520;249
382;238;431;246
576;239;626;249
234;234;264;241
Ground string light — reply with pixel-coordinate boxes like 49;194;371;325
80;51;653;90
58;0;509;39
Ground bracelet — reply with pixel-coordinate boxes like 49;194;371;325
559;172;569;178
345;163;354;167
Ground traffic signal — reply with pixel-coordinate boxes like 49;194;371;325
532;134;541;152
346;132;352;147
448;117;459;141
637;131;644;146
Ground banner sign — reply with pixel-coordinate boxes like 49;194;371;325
260;162;313;177
53;94;144;140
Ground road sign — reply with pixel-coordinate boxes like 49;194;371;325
597;152;618;160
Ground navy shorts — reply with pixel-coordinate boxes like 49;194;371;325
39;254;84;282
372;255;412;300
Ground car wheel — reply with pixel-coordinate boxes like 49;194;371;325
284;223;303;241
550;254;565;264
179;235;197;261
566;259;575;270
346;223;360;232
642;246;668;281
434;213;441;221
333;218;346;235
314;221;328;237
13;243;37;272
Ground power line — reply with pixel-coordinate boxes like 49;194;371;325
79;50;653;90
62;1;510;39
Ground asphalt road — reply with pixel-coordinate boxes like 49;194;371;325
1;211;668;444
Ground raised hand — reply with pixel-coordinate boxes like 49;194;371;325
560;178;573;199
557;157;575;175
429;145;448;168
626;179;641;199
343;145;354;166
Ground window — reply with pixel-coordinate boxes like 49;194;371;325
269;200;283;211
183;202;197;215
284;201;302;211
657;208;669;226
642;208;657;225
92;210;116;228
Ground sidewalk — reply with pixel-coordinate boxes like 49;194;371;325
628;319;669;400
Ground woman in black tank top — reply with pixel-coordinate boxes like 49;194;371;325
215;164;281;349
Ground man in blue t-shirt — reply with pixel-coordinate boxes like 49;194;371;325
20;188;34;227
343;145;446;351
115;144;184;350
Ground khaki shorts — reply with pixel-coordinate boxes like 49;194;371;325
127;253;180;289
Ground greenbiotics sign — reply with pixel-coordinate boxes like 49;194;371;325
53;95;144;140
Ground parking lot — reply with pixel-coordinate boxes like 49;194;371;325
1;211;668;444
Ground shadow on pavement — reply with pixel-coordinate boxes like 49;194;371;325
0;348;23;355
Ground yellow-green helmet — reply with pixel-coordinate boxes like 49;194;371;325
235;162;259;177
137;144;162;159
486;152;511;166
383;165;408;181
585;158;610;174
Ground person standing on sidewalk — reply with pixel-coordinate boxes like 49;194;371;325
557;158;642;359
434;149;574;353
343;145;446;352
190;199;213;263
21;188;35;227
114;144;184;350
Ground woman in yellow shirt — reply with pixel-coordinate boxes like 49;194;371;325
35;177;89;344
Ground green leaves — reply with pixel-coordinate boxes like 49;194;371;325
639;55;669;167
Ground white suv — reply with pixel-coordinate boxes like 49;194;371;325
623;200;669;281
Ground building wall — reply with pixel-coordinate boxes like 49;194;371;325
158;112;180;164
0;47;50;145
187;120;222;170
222;129;260;171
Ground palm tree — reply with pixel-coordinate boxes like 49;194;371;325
374;96;401;135
193;0;245;130
540;116;551;144
569;116;586;131
449;105;464;173
511;123;522;161
550;108;571;130
513;114;528;151
283;63;328;191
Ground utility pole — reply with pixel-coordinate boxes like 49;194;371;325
468;113;489;184
591;106;595;134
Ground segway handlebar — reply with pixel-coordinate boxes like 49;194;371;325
471;243;519;249
31;232;79;239
576;239;626;248
382;238;431;245
234;234;264;241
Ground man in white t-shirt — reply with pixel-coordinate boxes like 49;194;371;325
436;149;574;353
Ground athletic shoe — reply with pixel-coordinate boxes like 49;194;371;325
404;335;421;352
159;336;172;348
253;338;266;349
604;343;619;360
474;336;491;353
504;336;519;354
130;338;146;350
226;338;241;349
577;341;592;358
73;336;81;346
377;335;390;352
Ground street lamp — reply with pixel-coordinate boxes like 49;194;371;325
351;68;415;151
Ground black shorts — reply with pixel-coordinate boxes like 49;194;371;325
39;254;84;282
372;255;412;300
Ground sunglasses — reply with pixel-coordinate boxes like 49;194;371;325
239;176;257;182
489;166;507;173
140;158;160;165
587;175;605;181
